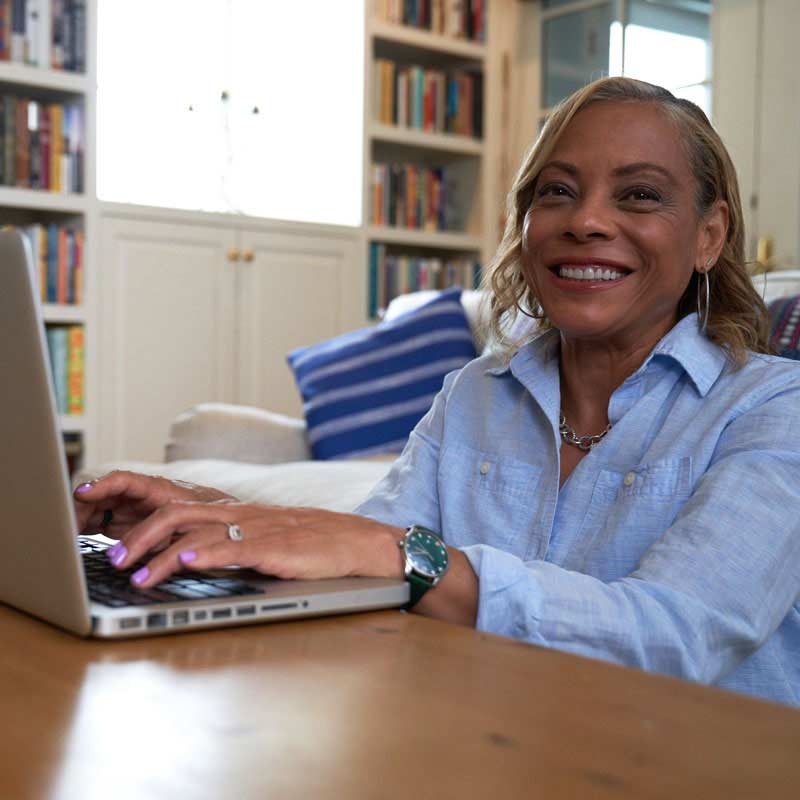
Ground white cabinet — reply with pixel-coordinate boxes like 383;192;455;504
713;0;800;267
98;209;360;463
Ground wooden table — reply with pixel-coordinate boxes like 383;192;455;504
2;605;799;799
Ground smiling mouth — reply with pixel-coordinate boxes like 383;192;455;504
551;264;631;282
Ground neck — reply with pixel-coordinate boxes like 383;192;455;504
558;333;662;432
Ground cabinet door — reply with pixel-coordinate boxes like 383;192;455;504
236;225;362;417
98;216;237;463
714;0;800;266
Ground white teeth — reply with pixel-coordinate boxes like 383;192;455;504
557;266;625;281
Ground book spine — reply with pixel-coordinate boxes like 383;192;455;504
3;94;14;184
51;0;64;69
46;325;69;414
10;0;24;62
39;103;50;189
50;103;62;191
67;324;84;414
14;96;29;186
28;100;41;188
46;222;58;302
25;0;39;65
0;0;9;60
57;226;68;303
72;228;83;303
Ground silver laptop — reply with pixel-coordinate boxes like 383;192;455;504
0;229;408;638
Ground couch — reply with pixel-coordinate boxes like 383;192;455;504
79;274;800;511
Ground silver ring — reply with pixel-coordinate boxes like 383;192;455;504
226;523;244;542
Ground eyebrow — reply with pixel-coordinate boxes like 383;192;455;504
540;160;676;182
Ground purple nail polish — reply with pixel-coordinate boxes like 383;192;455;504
131;567;149;586
75;482;93;494
179;550;197;565
108;544;127;567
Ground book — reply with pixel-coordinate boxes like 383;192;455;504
46;325;69;414
67;324;84;414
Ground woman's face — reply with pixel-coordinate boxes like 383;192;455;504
522;101;717;350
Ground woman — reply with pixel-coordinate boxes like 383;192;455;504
74;78;800;706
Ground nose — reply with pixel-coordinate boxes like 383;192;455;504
562;192;616;242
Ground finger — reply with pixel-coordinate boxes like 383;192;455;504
128;526;226;588
113;501;245;574
73;470;172;509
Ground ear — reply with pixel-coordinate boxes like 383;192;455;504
696;200;729;271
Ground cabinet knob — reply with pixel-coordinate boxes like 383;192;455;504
242;249;254;262
227;248;241;262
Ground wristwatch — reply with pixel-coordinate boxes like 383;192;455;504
398;525;449;610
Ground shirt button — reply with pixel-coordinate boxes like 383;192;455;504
479;462;491;475
623;472;636;486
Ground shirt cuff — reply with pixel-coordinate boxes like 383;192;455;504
460;544;543;639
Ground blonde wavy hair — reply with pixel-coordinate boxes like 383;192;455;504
485;77;771;365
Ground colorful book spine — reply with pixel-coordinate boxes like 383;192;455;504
67;324;84;414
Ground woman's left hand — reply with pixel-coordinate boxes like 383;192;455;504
106;500;406;589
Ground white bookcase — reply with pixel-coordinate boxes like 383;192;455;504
0;0;97;472
362;1;497;317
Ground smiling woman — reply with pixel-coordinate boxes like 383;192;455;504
75;77;800;709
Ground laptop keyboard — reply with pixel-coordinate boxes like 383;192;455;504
80;538;262;608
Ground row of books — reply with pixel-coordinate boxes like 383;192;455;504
0;0;87;71
0;96;83;192
18;222;83;303
375;0;486;41
46;323;84;415
370;161;459;231
374;60;482;138
368;243;480;317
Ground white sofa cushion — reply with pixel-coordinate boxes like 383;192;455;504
77;458;393;513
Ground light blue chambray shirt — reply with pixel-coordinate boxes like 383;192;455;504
356;314;800;706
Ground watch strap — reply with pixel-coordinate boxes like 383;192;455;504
404;571;433;611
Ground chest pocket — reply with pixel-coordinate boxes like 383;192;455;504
439;443;544;556
576;456;694;579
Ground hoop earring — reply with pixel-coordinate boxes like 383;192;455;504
696;260;712;334
514;296;544;319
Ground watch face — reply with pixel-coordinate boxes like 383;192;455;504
405;528;448;579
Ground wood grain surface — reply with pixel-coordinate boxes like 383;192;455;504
1;605;799;799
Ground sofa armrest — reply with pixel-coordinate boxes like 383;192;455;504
165;403;311;465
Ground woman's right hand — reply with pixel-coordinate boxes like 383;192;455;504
73;470;238;540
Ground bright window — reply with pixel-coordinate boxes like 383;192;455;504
540;0;711;118
97;0;365;226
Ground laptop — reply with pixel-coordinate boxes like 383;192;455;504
0;229;409;637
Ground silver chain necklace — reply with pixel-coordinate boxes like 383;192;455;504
559;413;612;452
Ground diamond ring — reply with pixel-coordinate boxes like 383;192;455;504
226;523;244;542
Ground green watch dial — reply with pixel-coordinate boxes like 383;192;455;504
404;527;448;580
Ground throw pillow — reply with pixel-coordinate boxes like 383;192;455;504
768;295;800;360
287;289;477;460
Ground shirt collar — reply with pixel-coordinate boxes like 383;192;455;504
485;314;728;397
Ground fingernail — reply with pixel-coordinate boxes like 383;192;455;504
179;550;197;565
131;567;149;586
107;543;127;567
75;482;93;494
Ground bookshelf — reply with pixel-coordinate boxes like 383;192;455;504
363;1;492;318
0;0;96;475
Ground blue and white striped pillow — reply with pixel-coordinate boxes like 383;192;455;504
287;289;477;460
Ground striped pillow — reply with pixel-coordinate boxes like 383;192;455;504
287;289;477;460
768;294;800;359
